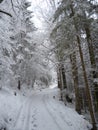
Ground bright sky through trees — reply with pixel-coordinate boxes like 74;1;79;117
27;0;48;29
27;0;60;29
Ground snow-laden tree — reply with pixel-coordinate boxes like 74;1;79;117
8;0;52;89
0;0;52;89
50;0;98;129
0;0;14;88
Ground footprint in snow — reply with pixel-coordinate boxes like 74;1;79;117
33;124;37;127
31;123;37;130
31;121;34;124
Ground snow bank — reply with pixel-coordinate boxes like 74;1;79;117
0;87;25;129
39;87;92;130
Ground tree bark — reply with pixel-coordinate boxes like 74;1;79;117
70;3;97;129
57;63;67;101
85;26;98;111
57;67;61;89
77;35;97;130
70;52;81;114
18;80;21;90
61;64;67;89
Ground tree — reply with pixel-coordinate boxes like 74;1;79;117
70;52;81;114
50;0;98;129
8;0;52;89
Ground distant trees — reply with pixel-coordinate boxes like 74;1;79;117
50;0;98;129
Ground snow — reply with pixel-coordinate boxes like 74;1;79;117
0;87;24;129
0;87;92;130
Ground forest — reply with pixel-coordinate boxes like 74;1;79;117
0;0;98;130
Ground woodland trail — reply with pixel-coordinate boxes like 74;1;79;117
10;88;90;130
12;95;33;130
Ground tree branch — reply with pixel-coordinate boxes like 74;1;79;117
0;9;12;17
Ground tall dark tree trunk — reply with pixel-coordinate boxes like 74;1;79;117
61;64;67;89
85;26;98;111
70;52;81;114
61;64;67;102
70;3;97;129
58;65;63;100
76;35;97;130
57;63;67;101
57;67;61;89
18;80;21;90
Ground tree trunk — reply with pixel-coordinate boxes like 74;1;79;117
18;80;21;90
58;66;63;100
61;64;67;89
57;63;67;101
85;26;98;112
70;52;81;114
70;3;97;129
57;66;61;89
77;35;97;130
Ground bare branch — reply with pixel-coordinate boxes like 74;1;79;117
0;9;12;17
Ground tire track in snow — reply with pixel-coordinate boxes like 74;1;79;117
43;94;74;130
47;96;81;130
13;100;27;128
42;95;62;130
22;97;33;130
14;100;29;130
47;96;73;125
12;97;32;130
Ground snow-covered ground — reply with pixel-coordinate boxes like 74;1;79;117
0;87;92;130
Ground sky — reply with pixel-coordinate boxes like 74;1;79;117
27;0;60;30
27;0;49;29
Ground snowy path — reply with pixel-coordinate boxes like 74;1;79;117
11;96;33;130
10;88;91;130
